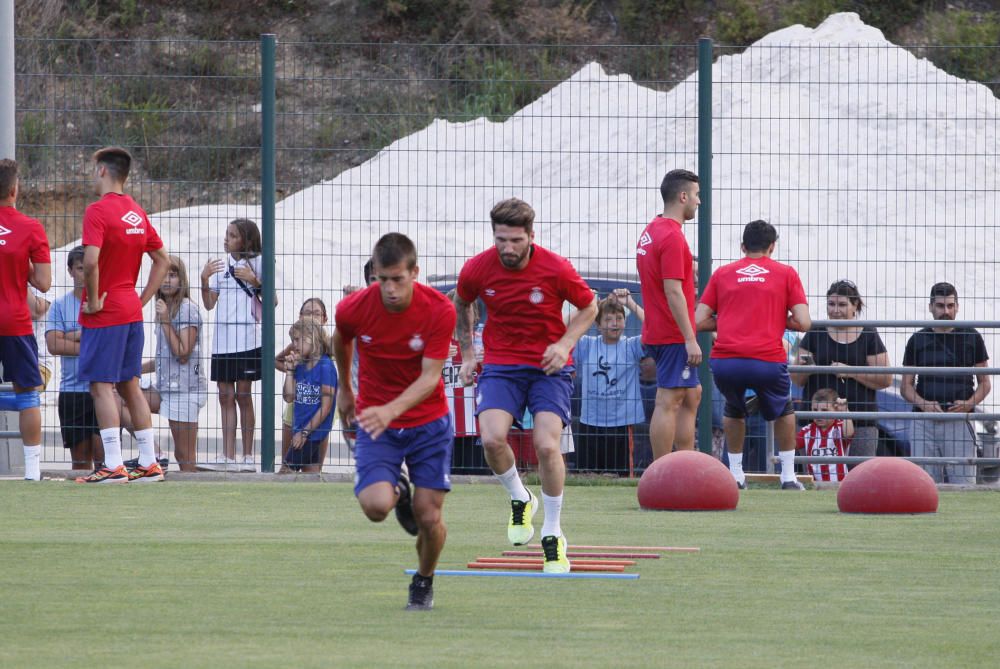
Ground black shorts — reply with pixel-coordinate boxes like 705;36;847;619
58;391;100;449
211;348;263;383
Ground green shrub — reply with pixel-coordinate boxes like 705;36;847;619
921;10;1000;90
714;0;771;45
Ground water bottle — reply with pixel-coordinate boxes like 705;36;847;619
473;323;485;362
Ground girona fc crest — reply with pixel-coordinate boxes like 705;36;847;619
529;287;544;304
409;334;425;351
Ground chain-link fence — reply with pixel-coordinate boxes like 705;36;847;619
5;28;998;480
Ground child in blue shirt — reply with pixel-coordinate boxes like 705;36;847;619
282;318;336;472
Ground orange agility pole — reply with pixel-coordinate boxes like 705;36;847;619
504;551;660;559
526;544;699;552
467;562;625;573
476;557;636;567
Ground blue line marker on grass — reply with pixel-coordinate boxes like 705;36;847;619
405;569;639;580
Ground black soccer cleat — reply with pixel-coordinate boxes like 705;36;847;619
395;471;419;536
406;573;434;611
736;480;747;490
781;480;806;491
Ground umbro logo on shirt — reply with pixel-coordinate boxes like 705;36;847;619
636;231;653;255
0;224;10;246
122;210;145;235
485;289;496;297
736;264;769;283
360;335;372;344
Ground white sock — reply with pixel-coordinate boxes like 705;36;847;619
495;465;530;503
23;445;41;481
728;451;745;483
135;428;156;467
101;428;123;469
540;492;563;538
779;449;796;483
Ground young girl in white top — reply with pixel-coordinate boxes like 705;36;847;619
200;218;268;472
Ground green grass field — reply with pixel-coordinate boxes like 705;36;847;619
2;482;999;668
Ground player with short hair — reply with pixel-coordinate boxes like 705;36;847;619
695;219;811;490
0;158;52;481
75;147;170;484
334;233;456;611
637;169;703;459
454;198;597;573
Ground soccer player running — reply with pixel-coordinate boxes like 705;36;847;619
333;233;456;611
75;147;170;484
454;198;597;573
694;220;811;490
0;159;52;481
637;169;704;459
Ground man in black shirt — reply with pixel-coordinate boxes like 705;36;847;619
901;283;991;484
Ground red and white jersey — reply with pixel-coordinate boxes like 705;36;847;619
457;244;594;368
335;282;456;428
80;193;163;327
636;216;695;345
443;337;480;436
0;207;51;336
700;256;807;363
797;420;851;482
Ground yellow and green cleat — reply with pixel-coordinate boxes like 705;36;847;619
507;490;538;546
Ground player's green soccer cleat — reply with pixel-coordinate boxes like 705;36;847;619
541;534;571;574
507;490;538;546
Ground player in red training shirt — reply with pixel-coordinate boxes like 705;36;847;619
75;147;170;484
797;388;854;482
695;220;811;489
333;233;457;611
636;169;702;460
0;159;51;481
454;198;597;574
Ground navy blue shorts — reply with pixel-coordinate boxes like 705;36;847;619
285;439;322;470
0;335;42;389
354;413;453;495
647;343;700;389
79;322;144;383
710;357;792;421
475;364;573;428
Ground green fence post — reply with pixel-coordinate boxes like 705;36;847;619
260;34;277;472
696;36;714;454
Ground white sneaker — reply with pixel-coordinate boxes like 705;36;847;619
239;456;256;473
198;457;238;472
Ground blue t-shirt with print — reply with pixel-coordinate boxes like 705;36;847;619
45;291;89;392
293;356;336;441
576;335;646;427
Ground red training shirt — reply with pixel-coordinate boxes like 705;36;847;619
636;216;695;345
456;244;594;368
0;207;51;336
335;282;456;428
699;256;807;363
797;420;851;482
80;193;163;328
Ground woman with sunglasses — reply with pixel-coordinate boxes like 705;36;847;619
790;280;892;459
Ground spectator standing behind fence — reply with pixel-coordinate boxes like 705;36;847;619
122;256;207;473
282;318;336;473
791;280;891;459
575;289;649;475
637;169;702;459
797;388;854;483
694;220;811;490
275;298;329;473
201;218;267;473
900;283;991;484
0;158;51;481
75;147;169;484
455;198;597;574
46;246;103;470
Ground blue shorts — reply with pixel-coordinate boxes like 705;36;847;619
79;322;144;383
710;357;792;421
0;335;42;388
285;439;322;470
647;344;700;389
354;413;453;495
475;364;573;428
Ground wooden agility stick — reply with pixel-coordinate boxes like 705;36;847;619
526;544;700;552
467;562;625;573
505;551;661;560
